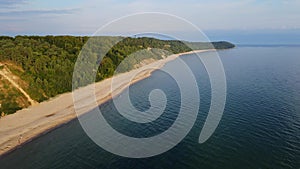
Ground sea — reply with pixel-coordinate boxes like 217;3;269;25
0;46;300;169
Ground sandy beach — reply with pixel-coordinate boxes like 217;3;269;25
0;49;214;156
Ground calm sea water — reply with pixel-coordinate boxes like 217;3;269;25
1;46;300;169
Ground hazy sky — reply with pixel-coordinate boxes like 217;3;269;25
1;0;300;44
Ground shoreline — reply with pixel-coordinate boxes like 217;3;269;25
0;49;215;157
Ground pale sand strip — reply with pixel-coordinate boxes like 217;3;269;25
0;49;214;156
0;65;38;106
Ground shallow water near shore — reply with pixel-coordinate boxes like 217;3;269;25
1;46;300;169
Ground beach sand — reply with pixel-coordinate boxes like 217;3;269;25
0;49;214;156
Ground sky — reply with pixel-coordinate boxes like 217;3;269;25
1;0;300;44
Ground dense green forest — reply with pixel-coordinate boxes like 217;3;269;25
0;35;234;115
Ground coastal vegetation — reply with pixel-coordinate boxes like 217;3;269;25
0;36;234;116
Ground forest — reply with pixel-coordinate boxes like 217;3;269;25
0;35;234;115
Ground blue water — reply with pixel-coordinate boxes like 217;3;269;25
1;46;300;169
